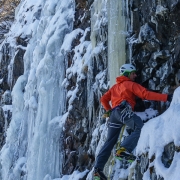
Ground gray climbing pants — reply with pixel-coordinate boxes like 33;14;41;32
94;103;143;171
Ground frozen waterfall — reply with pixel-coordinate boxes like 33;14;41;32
0;0;74;179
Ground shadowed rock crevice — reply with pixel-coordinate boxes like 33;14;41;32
135;142;179;180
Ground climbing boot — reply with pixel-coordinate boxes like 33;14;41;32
115;147;136;162
93;168;107;180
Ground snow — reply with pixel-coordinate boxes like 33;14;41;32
156;5;168;16
0;0;180;179
0;0;74;180
60;28;84;53
58;169;89;180
90;123;108;157
136;87;180;180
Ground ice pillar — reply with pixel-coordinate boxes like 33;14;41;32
108;0;126;86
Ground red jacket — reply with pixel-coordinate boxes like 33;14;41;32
101;76;168;111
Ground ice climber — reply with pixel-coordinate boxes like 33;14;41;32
93;63;173;180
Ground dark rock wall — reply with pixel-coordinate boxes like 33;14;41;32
0;36;26;149
63;0;94;175
129;0;180;91
62;0;108;176
128;1;180;179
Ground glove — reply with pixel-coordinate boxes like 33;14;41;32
102;110;112;118
167;94;173;102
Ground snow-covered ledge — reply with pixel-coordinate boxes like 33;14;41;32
136;87;180;180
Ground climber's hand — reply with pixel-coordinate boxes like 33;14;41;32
102;110;112;118
167;94;173;102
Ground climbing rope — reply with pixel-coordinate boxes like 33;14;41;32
108;125;126;180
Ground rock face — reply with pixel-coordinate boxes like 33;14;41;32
61;0;180;179
0;0;180;180
62;0;108;175
127;2;180;178
130;0;180;92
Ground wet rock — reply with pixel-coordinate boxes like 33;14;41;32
0;107;5;148
153;50;170;62
11;37;27;87
161;142;175;168
135;142;177;180
138;23;154;40
173;37;180;69
0;107;5;133
0;43;11;91
1;90;12;105
74;0;91;30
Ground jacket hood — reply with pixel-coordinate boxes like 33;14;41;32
116;76;132;84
